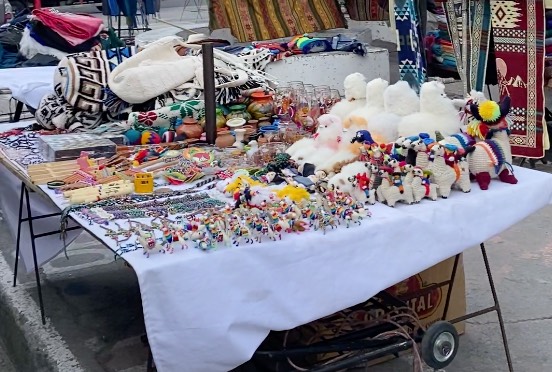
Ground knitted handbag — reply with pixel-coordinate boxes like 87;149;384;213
108;36;200;104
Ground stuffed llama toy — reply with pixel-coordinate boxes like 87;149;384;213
286;114;342;159
290;114;344;169
344;78;389;129
397;81;462;139
354;80;420;144
329;73;368;120
383;80;420;117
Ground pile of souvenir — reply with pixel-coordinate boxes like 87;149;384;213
0;70;520;261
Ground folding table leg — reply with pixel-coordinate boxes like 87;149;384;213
23;185;47;325
480;243;514;372
10;100;24;123
13;182;25;287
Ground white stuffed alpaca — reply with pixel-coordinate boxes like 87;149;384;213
345;78;389;128
290;114;343;168
317;78;390;171
397;81;462;139
350;81;420;144
329;73;368;120
383;80;420;117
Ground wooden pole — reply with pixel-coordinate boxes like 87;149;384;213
202;43;217;145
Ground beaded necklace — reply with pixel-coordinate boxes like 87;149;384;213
79;197;225;223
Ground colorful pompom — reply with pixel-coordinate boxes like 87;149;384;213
478;100;501;123
124;129;142;145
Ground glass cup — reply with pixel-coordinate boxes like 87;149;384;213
314;85;331;114
275;86;293;118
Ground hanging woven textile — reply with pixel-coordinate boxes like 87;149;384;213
391;0;427;93
442;0;492;94
345;0;389;21
490;0;546;158
208;0;347;42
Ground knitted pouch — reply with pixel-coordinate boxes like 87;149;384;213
128;100;205;132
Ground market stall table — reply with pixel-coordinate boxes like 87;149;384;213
0;67;55;122
7;163;547;372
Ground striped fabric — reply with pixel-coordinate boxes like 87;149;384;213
208;0;347;42
345;0;388;21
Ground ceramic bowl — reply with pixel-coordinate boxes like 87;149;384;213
226;118;246;128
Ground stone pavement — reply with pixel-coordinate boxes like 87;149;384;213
0;339;15;372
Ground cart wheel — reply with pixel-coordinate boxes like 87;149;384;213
421;321;459;369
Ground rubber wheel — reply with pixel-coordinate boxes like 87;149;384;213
421;321;459;369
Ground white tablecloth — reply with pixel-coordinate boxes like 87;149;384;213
0;121;81;272
38;166;552;372
0;66;55;109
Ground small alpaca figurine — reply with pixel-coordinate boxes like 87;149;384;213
428;143;458;198
411;167;438;202
410;134;435;169
467;96;517;190
453;156;471;193
399;135;420;165
401;163;415;185
398;81;462;139
137;230;165;258
340;161;376;205
377;167;414;207
329;73;368;120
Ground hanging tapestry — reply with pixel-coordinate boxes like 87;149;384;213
208;0;347;42
393;0;426;93
491;0;545;158
443;0;492;94
345;0;388;21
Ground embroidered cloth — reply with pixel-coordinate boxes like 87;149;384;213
392;0;427;93
345;0;388;21
491;0;545;158
443;0;492;93
208;0;347;42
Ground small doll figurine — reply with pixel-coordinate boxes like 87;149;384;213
234;180;253;209
391;172;404;194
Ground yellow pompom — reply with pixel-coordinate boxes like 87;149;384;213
478;101;500;122
275;185;310;203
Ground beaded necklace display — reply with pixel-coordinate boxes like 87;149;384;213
79;197;225;224
60;176;219;228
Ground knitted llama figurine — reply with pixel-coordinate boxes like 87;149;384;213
466;96;517;190
428;143;458;198
411;167;438;202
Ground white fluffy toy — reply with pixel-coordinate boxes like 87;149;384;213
397;81;462;139
345;78;389;129
289;114;344;168
356;81;419;144
329;73;368;120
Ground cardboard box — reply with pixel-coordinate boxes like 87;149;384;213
254;255;466;370
385;254;466;334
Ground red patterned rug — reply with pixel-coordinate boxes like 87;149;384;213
491;0;545;158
